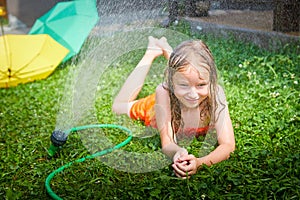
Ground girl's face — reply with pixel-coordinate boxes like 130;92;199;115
172;65;209;109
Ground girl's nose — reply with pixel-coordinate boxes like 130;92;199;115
188;87;198;99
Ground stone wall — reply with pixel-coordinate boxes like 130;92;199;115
210;0;274;10
273;0;300;32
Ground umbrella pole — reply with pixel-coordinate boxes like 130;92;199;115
0;16;4;35
0;21;2;35
0;17;11;75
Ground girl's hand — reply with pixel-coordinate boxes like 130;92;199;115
172;148;189;178
172;154;198;179
173;148;188;162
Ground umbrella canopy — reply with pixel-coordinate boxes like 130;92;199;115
29;0;99;62
0;34;69;88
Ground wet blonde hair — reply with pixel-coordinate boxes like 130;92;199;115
164;40;220;136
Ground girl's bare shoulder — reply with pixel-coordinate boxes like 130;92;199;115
155;83;168;95
155;83;171;104
216;85;227;100
216;85;229;111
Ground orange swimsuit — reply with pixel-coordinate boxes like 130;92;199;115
129;93;209;136
130;93;157;128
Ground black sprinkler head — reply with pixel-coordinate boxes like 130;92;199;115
51;130;68;147
48;130;68;158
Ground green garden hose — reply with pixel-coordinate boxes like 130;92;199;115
45;124;132;200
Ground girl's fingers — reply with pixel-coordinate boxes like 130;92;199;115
172;162;189;178
172;163;184;173
174;157;198;177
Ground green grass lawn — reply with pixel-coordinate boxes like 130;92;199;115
1;23;299;199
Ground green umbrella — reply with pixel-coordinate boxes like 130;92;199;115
29;0;99;62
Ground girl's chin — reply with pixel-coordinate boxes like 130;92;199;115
181;101;200;109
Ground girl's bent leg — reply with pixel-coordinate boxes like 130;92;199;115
112;36;164;116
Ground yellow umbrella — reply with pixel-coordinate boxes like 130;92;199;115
0;34;69;88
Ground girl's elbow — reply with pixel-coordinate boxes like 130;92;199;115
231;145;236;155
220;143;235;161
226;142;235;158
221;142;235;159
228;141;236;153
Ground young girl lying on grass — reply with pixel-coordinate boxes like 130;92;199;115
112;36;235;179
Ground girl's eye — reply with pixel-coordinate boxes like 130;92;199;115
178;83;188;87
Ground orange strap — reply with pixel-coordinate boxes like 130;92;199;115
182;126;210;138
